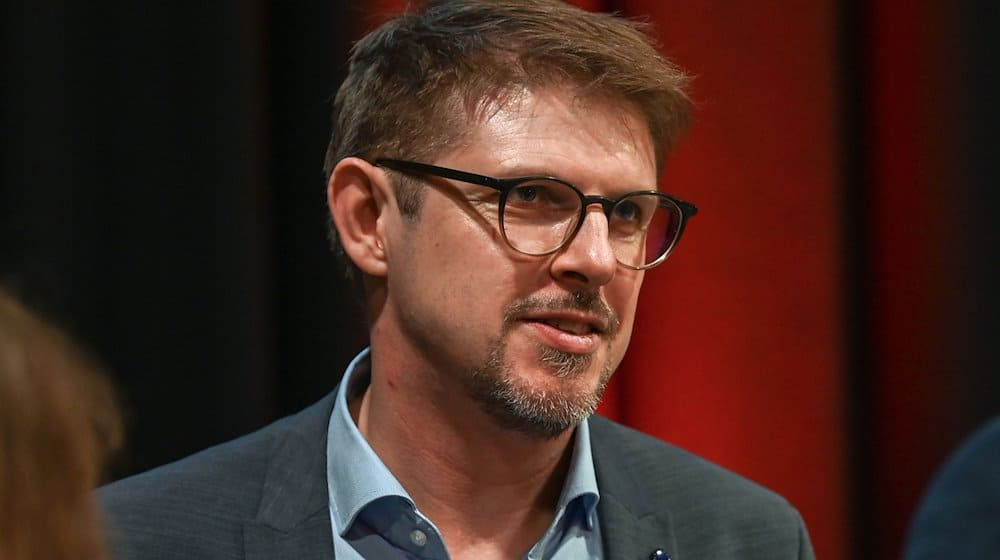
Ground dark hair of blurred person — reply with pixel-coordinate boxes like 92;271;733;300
0;289;123;560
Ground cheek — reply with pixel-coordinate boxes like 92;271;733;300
398;209;517;327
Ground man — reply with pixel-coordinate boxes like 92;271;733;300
101;1;815;558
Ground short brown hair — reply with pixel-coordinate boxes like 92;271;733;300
0;290;122;560
325;0;691;280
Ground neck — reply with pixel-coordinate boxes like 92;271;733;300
352;339;577;557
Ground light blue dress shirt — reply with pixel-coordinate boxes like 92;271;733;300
326;348;604;559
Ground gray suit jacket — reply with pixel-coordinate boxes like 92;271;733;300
100;391;814;559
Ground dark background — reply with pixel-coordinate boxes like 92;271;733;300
2;2;998;558
1;1;369;474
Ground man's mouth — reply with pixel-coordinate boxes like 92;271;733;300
503;292;620;347
521;316;604;355
538;318;598;336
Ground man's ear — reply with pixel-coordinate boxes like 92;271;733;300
327;157;391;277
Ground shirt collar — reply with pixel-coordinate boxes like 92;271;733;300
560;413;601;530
326;347;601;535
326;348;413;535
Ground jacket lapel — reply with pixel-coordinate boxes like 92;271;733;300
591;416;680;560
243;392;339;560
245;514;334;560
599;493;678;560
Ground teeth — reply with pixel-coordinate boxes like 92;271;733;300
544;319;592;335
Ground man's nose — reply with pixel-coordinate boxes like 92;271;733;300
549;208;618;287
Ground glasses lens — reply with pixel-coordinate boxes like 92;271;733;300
501;179;581;255
609;194;683;268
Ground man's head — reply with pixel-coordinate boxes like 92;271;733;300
325;0;693;438
325;0;691;282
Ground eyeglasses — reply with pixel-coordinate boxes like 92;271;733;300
375;159;698;270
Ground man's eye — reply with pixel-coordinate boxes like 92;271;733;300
507;181;578;212
511;185;539;203
614;201;642;222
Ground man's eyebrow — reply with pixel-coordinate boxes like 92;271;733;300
491;161;660;193
490;163;563;178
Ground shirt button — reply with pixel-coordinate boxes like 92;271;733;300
410;529;428;547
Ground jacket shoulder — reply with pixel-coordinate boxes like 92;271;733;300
99;393;336;559
590;415;814;559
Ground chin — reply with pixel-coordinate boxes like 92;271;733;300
466;342;614;439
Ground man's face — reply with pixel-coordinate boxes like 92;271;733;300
382;87;656;438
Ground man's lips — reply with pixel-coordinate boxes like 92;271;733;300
519;315;603;354
537;318;595;335
502;292;621;349
518;311;608;336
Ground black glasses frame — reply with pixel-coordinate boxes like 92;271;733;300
375;158;698;269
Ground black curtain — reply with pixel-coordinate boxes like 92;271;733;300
2;2;368;477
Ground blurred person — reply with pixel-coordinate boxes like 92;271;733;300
903;416;1000;559
100;1;814;558
0;289;123;560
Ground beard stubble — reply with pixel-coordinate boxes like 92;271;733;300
464;291;621;439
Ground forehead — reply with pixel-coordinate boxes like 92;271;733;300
457;87;659;190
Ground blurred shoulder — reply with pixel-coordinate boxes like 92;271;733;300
904;416;1000;560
